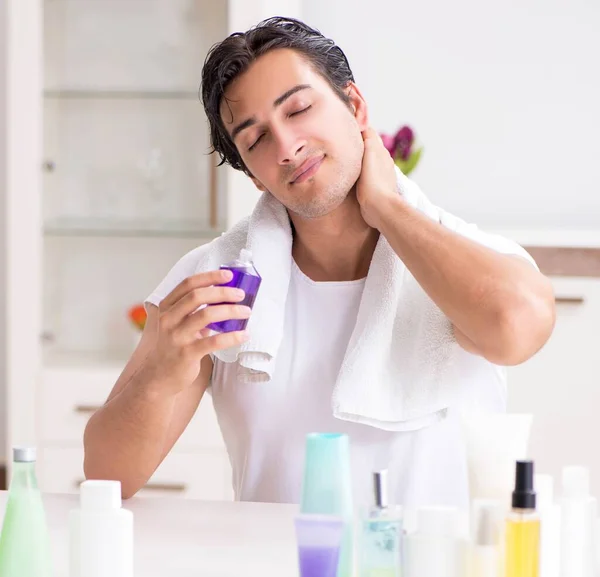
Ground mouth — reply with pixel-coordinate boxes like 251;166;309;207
290;155;325;184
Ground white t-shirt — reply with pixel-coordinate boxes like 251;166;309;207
146;210;537;512
210;260;508;512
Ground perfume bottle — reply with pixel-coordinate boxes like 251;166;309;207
359;470;402;577
505;460;540;577
208;248;262;333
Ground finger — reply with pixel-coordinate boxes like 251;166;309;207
163;285;246;329
361;126;377;141
159;269;234;311
193;329;250;357
177;303;252;341
198;327;212;338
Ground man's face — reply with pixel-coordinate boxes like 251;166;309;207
221;48;367;219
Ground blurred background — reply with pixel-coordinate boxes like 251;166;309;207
0;0;598;500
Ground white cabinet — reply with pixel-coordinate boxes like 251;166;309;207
507;276;600;496
38;358;233;500
38;0;230;500
39;361;224;451
1;0;303;492
41;0;228;359
39;447;233;501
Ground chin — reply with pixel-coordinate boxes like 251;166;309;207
289;188;350;219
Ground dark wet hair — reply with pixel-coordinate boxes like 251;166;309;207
200;16;355;175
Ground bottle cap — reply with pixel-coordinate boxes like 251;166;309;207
80;480;122;510
373;470;389;509
471;499;504;546
534;473;554;510
512;460;536;510
13;447;36;462
562;466;590;498
417;506;459;537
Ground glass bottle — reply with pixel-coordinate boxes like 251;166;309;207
360;469;403;577
0;447;53;577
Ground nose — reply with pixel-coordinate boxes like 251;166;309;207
274;125;306;165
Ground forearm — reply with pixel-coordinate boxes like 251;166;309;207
83;368;177;498
377;195;555;364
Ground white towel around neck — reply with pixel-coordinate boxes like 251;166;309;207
182;168;471;431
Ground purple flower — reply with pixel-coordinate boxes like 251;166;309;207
394;125;414;161
380;133;396;157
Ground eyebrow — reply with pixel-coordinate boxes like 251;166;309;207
230;84;312;141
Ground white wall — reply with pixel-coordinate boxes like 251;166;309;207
0;0;8;464
302;0;600;230
0;0;44;462
225;0;303;225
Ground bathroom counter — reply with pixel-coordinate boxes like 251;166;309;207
0;491;301;576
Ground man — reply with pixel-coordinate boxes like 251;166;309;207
83;17;555;509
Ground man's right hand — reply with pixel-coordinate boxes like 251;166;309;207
139;269;251;397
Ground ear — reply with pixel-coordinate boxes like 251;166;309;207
346;82;369;131
250;176;268;193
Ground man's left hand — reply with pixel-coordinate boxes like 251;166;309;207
356;127;401;230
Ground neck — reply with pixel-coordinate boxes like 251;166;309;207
290;189;379;282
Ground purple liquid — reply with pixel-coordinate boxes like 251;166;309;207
207;266;262;333
298;545;340;577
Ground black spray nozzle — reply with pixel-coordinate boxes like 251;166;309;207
512;460;536;510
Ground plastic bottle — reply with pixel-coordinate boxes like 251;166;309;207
559;466;597;577
403;505;464;577
468;499;504;577
69;480;133;577
0;447;53;577
535;474;561;577
208;248;262;333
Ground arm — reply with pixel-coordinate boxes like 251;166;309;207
83;270;250;498
83;306;211;499
375;195;555;365
356;128;555;366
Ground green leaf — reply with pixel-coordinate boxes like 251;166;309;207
395;147;423;175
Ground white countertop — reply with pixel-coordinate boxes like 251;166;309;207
0;492;301;577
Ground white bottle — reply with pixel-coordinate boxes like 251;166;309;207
403;506;465;577
560;466;597;577
535;473;561;577
69;480;133;577
468;499;505;577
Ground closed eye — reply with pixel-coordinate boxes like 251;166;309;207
248;134;264;152
248;106;312;151
289;105;312;117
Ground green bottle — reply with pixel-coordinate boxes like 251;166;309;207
0;447;53;577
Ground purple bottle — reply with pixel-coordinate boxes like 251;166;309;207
207;248;262;333
298;545;341;577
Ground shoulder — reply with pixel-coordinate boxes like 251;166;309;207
145;218;251;307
